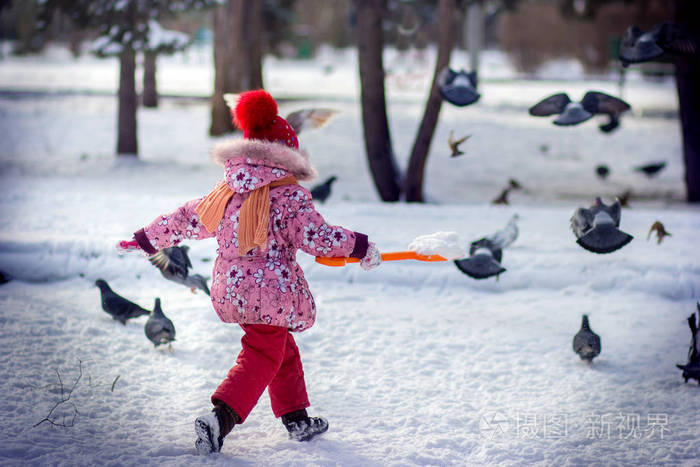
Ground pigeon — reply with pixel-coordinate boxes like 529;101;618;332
573;315;601;363
285;108;339;134
492;187;510;205
144;298;176;348
149;246;210;295
634;161;666;178
619;22;699;67
95;279;150;325
647;220;671;244
570;197;633;254
223;93;338;135
453;214;519;280
310;176;337;204
437;67;480;107
676;305;700;385
595;164;610;180
529;91;631;133
448;130;471;157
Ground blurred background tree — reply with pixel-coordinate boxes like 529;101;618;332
36;0;218;157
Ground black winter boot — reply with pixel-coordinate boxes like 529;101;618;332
281;409;329;442
194;402;240;455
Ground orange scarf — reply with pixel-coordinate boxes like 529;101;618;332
195;176;298;255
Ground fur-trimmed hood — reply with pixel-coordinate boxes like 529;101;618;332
211;139;317;193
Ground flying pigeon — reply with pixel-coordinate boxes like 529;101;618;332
223;93;337;135
595;164;610;180
95;279;150;325
573;314;601;363
437;67;480;107
634;161;666;177
647;220;671;244
676;305;700;384
570;197;633;254
529;91;631;133
144;298;176;348
453;214;519;280
492;187;510;205
149;246;210;295
310;176;337;204
619;22;699;67
448;130;471;157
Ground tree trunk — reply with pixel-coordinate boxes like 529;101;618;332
210;0;264;136
355;0;401;202
404;0;456;202
117;45;138;156
142;50;158;108
210;1;238;136
243;0;264;90
674;0;700;202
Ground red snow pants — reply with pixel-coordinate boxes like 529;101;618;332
211;324;310;422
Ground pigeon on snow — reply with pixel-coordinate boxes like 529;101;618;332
676;304;700;385
529;91;631;133
310;176;337;204
634;161;666;178
570;197;633;254
95;279;150;325
448;130;471;157
573;315;601;363
437;67;480;107
144;298;176;348
619;22;699;67
149;245;210;295
454;214;519;280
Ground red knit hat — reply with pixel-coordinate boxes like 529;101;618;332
232;89;299;149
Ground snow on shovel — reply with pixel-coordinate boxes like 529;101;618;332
315;231;463;267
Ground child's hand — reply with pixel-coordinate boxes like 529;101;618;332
360;242;381;270
116;239;139;252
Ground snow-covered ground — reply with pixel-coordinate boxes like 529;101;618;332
0;44;698;466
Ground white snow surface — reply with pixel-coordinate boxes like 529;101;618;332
407;231;465;260
0;45;699;467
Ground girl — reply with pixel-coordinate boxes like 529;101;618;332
118;90;381;454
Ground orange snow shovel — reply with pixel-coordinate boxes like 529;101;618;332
315;251;447;267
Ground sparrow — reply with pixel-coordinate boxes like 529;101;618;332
529;91;631;133
448;130;471;157
647;220;671;244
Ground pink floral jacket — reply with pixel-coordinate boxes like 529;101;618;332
134;139;368;331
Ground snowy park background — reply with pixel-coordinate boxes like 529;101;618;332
0;41;699;466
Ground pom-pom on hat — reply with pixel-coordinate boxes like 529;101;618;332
232;89;299;149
